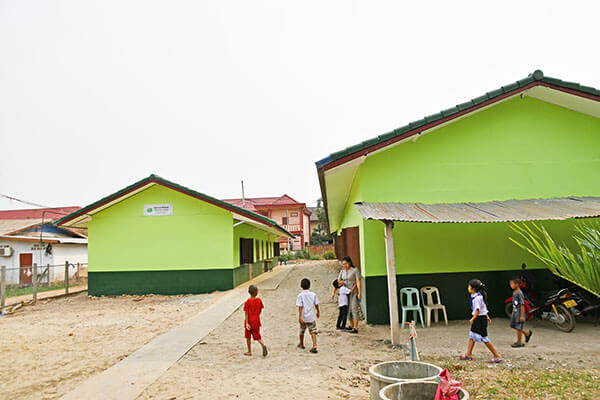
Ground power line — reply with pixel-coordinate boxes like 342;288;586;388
0;193;52;209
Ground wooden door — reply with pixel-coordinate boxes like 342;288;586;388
240;238;254;264
334;226;361;271
19;253;33;286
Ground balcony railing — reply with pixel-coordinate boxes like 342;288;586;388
282;224;301;232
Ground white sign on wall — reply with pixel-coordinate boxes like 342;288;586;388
144;204;173;216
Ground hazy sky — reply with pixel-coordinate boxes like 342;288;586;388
1;1;599;210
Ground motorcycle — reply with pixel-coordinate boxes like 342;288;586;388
504;264;576;332
570;286;600;319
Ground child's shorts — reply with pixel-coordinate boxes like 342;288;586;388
299;321;317;335
510;312;524;331
245;325;261;340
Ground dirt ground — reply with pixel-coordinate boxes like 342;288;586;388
0;290;225;399
137;260;600;400
2;260;599;399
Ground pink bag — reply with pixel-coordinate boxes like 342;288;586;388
434;368;462;400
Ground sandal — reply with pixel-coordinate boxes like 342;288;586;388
309;348;318;354
489;358;503;363
459;355;472;361
525;330;533;343
262;345;268;357
297;344;305;349
243;352;251;356
511;342;524;348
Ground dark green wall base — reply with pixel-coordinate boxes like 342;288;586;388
233;264;250;287
364;269;557;324
89;269;235;296
89;261;274;296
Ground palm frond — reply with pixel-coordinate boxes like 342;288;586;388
510;222;600;297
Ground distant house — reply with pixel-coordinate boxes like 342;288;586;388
316;70;600;325
224;195;311;251
56;175;293;296
0;207;88;285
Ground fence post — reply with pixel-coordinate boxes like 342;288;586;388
47;263;51;287
32;263;38;302
65;261;69;295
1;265;6;309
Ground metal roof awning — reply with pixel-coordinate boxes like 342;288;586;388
355;197;600;223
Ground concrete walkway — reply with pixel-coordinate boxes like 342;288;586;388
3;285;87;308
60;266;293;400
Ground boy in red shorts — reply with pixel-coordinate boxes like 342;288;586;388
243;285;268;357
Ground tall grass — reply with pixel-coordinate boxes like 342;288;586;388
510;222;600;297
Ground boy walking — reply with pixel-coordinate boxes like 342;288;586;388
243;285;268;357
509;278;532;347
331;279;351;330
296;278;320;354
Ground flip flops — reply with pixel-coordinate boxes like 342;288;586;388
262;345;268;357
525;330;533;343
309;348;318;354
511;342;525;348
297;344;305;349
489;358;503;363
459;355;473;361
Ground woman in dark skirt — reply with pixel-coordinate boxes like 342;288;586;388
460;279;503;363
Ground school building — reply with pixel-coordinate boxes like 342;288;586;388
55;175;293;296
316;69;600;326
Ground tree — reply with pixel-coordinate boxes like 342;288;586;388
311;198;332;244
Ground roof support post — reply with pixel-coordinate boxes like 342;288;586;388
383;220;401;345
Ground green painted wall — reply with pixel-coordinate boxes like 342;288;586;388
334;97;600;278
330;97;600;320
232;223;274;265
360;97;600;204
88;185;234;272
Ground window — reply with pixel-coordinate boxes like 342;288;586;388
291;212;298;217
282;217;288;225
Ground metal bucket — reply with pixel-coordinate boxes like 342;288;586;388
380;381;469;400
369;361;442;400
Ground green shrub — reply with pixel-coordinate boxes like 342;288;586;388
323;251;336;260
310;254;321;260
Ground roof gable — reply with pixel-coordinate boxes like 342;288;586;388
55;175;292;238
316;70;600;172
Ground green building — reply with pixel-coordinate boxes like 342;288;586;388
316;70;600;327
56;175;293;296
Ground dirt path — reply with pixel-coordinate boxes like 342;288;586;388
0;291;225;399
138;260;600;399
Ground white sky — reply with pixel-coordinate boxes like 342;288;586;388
1;1;599;210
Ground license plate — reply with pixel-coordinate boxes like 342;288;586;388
563;299;577;308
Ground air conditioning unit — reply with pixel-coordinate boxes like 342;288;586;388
0;247;13;257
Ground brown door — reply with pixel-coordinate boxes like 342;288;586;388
240;238;254;264
19;253;33;286
335;226;361;271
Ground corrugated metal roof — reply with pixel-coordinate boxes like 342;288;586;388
354;197;600;223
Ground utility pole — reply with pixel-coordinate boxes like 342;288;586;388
286;209;291;251
241;180;246;209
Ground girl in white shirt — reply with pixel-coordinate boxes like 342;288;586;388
460;279;503;363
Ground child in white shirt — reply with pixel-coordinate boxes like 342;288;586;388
332;279;351;330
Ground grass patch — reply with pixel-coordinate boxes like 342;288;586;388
6;281;85;298
429;357;599;399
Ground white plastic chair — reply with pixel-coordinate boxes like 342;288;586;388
420;286;448;327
